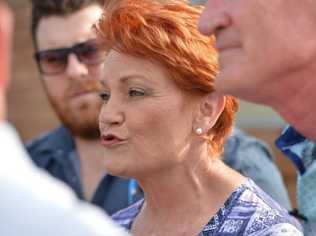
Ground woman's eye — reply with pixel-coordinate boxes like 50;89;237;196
129;89;145;97
99;92;110;102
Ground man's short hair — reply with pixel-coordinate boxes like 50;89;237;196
30;0;104;47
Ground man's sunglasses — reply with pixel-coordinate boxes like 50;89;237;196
34;39;105;76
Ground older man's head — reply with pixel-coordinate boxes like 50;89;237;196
197;0;316;104
196;0;316;142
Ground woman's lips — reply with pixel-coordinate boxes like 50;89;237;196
101;134;126;148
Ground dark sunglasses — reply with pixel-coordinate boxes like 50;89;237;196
34;39;105;76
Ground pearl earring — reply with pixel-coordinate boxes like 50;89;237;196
196;128;203;135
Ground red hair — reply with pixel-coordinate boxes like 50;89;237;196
95;0;238;155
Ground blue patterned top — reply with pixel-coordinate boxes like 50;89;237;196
112;179;302;235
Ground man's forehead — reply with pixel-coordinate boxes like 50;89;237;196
36;4;102;50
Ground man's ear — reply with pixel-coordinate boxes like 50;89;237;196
193;92;225;135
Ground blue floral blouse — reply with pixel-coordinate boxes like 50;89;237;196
112;179;303;235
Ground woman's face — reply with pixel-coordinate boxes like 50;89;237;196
99;50;199;178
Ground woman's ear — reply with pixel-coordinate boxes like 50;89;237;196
193;92;225;135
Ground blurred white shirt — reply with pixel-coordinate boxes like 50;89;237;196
0;122;129;236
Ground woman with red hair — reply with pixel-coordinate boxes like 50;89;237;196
95;0;302;235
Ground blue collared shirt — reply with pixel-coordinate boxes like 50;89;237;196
276;126;316;235
276;126;316;175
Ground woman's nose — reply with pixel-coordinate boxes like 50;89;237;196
99;96;124;129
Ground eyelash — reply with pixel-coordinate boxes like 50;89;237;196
128;88;145;97
99;88;146;102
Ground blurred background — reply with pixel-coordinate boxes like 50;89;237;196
8;1;297;207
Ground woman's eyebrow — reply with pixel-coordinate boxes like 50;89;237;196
100;74;153;86
119;75;151;84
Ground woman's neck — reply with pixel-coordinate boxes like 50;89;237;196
132;156;245;236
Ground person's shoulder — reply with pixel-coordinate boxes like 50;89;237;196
253;223;303;235
26;132;53;152
201;179;301;235
25;126;70;156
225;127;272;157
231;179;303;235
112;199;144;230
223;127;276;172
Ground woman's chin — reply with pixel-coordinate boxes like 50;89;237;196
102;161;130;178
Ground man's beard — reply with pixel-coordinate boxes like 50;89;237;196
45;80;102;140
